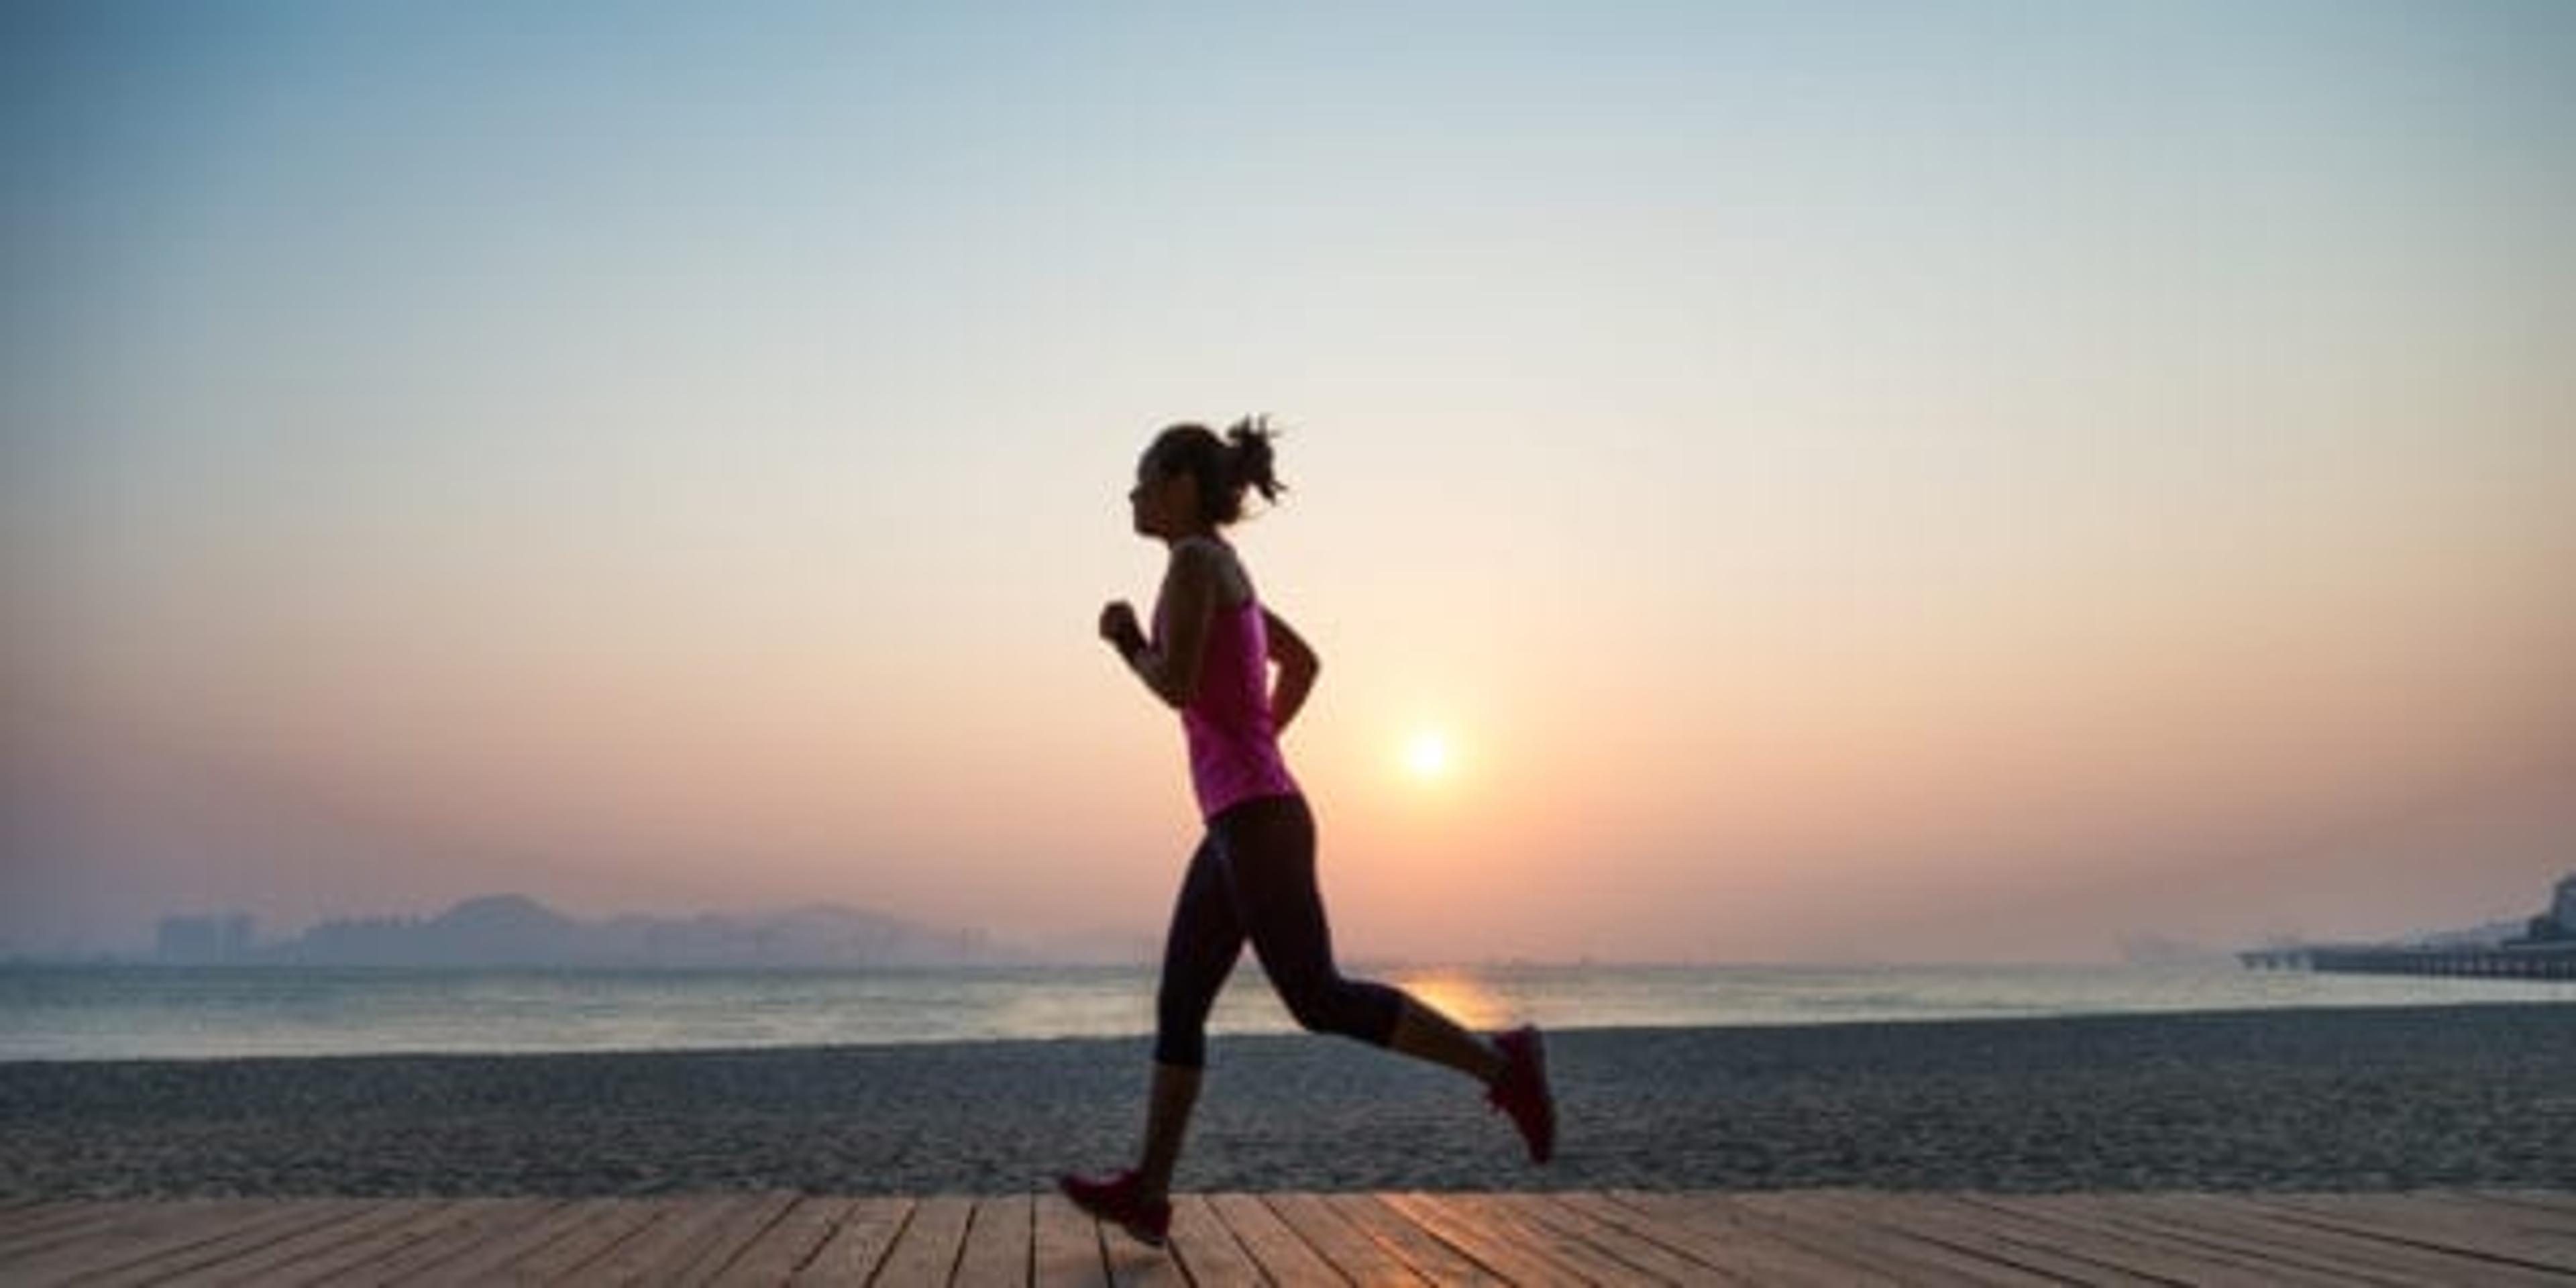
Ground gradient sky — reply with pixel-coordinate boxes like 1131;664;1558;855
7;1;2574;962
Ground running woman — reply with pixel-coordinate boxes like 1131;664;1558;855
1057;417;1556;1248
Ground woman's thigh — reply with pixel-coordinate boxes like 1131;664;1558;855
1212;796;1338;978
1159;833;1245;1004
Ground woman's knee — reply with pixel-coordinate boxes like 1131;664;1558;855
1279;974;1401;1044
1152;1012;1208;1068
1155;987;1206;1055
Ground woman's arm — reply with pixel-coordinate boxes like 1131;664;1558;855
1104;541;1222;709
1263;606;1320;733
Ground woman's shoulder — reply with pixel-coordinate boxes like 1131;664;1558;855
1171;536;1254;608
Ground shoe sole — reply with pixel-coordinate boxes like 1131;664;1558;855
1057;1180;1169;1248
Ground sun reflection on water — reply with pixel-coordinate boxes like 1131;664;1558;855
1385;967;1514;1031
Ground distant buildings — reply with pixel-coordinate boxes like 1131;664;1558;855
2241;871;2576;980
154;913;258;964
2516;873;2576;946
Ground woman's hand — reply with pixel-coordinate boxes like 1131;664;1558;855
1099;600;1145;657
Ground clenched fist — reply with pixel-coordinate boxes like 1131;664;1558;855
1099;600;1146;657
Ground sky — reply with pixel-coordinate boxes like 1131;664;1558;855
6;1;2573;963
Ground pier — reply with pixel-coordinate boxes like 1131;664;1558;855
2240;871;2576;980
2238;943;2576;980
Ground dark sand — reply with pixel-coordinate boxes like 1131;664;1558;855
5;1004;2572;1197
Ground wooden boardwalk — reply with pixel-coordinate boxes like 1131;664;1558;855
3;1189;2572;1285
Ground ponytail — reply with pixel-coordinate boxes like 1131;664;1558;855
1224;415;1283;508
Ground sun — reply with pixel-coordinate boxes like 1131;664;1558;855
1402;730;1451;780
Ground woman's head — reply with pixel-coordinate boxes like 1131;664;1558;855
1128;415;1284;539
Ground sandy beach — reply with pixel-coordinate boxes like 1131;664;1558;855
5;1003;2571;1199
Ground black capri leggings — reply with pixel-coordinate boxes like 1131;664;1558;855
1154;792;1408;1068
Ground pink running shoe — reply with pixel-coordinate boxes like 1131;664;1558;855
1486;1024;1556;1165
1056;1167;1172;1247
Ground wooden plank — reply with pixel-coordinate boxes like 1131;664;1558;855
1929;1193;2340;1288
1546;1191;1786;1287
710;1195;864;1287
154;1197;471;1287
1790;1191;2169;1287
1205;1191;1341;1287
0;1199;116;1247
1566;1185;1916;1288
869;1193;975;1286
2159;1191;2576;1285
955;1193;1034;1286
1509;1191;1747;1285
1030;1189;1112;1288
2;1199;284;1260
1440;1192;1685;1285
323;1197;564;1285
2437;1191;2576;1234
503;1198;676;1283
1598;1191;1917;1287
552;1193;767;1284
2106;1193;2568;1287
75;1199;391;1288
1316;1192;1510;1287
1160;1194;1259;1288
1731;1189;2064;1287
1098;1226;1189;1288
2171;1192;2576;1281
1556;1190;1868;1288
0;1201;160;1258
645;1189;804;1287
373;1197;612;1286
788;1197;915;1286
1260;1192;1430;1287
1997;1193;2387;1287
0;1199;294;1285
2477;1189;2576;1222
1379;1190;1604;1284
2249;1191;2576;1266
0;1197;72;1239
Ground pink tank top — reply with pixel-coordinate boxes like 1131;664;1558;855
1159;588;1301;820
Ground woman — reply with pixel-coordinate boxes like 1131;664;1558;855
1057;416;1556;1248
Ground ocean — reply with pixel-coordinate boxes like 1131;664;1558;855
1;961;2567;1063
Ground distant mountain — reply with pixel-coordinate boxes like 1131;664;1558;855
248;894;1028;968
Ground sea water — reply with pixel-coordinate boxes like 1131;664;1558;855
0;961;2565;1062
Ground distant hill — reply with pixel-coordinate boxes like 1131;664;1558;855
248;894;1029;968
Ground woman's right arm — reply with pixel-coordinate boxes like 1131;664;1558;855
1263;607;1320;733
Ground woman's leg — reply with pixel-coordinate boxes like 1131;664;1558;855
1136;832;1244;1202
1216;794;1506;1084
1388;993;1509;1083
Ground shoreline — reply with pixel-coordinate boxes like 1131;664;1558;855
6;995;2569;1069
6;1004;2573;1197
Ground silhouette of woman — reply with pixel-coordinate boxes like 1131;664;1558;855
1057;416;1556;1248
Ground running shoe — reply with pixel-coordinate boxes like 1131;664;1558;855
1486;1024;1556;1165
1056;1167;1172;1247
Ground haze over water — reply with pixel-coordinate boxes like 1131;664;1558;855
7;2;2574;966
9;961;2573;1063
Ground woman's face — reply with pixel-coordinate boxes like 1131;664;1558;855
1128;458;1197;539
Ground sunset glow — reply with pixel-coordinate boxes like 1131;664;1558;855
5;2;2573;966
1403;732;1452;782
